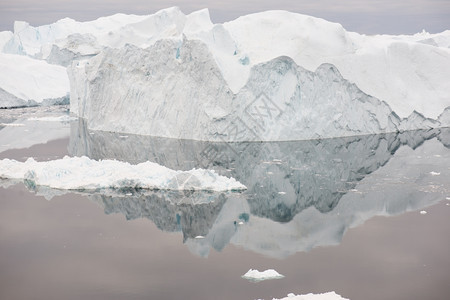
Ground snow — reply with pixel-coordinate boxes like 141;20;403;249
241;269;284;282
273;292;349;300
0;53;69;107
0;156;246;192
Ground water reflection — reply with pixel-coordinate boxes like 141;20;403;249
4;121;450;258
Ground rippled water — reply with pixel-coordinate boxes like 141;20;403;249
1;108;450;300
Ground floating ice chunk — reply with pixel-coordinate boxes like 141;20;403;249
273;291;349;300
430;171;440;176
241;269;284;282
420;210;427;215
0;156;246;192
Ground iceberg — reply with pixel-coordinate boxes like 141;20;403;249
0;53;69;108
241;269;284;282
0;156;246;192
273;292;349;300
2;7;450;138
62;7;450;140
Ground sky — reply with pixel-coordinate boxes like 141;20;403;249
0;0;449;34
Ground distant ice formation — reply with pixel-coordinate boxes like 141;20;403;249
1;7;449;138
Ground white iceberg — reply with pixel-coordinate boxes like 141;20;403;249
0;156;246;192
0;53;69;108
273;292;349;300
241;269;284;282
1;8;450;137
61;7;450;140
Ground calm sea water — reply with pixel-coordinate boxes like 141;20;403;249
1;107;449;300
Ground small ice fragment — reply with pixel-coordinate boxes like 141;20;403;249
195;236;205;239
125;193;132;196
446;203;449;206
420;210;427;215
238;221;244;225
278;192;286;195
430;171;440;176
242;269;284;282
350;189;358;192
446;197;450;200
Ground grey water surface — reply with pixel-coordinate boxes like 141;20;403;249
1;112;449;300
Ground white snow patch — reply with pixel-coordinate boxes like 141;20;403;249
430;171;441;176
0;156;246;192
241;269;284;282
420;210;427;215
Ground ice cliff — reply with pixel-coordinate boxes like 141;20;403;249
2;7;450;138
66;8;450;140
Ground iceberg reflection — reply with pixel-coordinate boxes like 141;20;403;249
8;121;448;258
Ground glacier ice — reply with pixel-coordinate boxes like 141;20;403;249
0;53;69;108
0;156;246;192
2;7;450;137
63;8;450;140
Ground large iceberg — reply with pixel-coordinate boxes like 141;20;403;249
63;8;450;140
2;7;450;139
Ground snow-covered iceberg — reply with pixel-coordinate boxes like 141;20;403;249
0;53;69;108
0;156;246;192
61;7;450;140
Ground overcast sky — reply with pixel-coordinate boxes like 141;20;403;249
0;0;449;34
